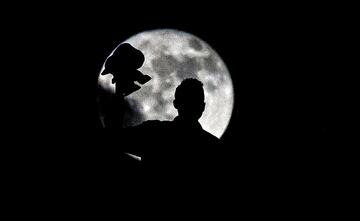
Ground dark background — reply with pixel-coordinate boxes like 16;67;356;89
4;2;354;218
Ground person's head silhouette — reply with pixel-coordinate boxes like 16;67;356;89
173;78;205;122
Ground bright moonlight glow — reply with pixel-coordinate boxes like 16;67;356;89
98;29;234;138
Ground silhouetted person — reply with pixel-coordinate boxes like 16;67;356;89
124;78;220;150
121;79;221;192
104;43;222;193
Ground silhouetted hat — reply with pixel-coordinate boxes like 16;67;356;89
103;43;145;73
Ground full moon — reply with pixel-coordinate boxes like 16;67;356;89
98;29;234;138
